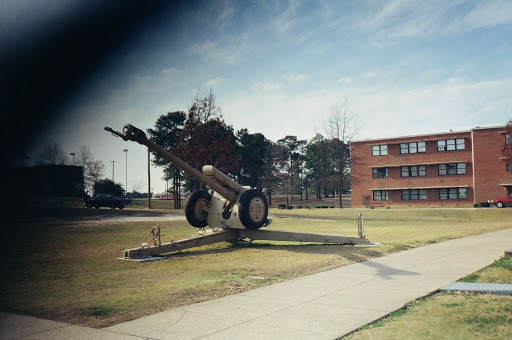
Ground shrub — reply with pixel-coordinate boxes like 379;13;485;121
478;202;491;208
287;206;294;210
362;195;371;208
277;204;287;210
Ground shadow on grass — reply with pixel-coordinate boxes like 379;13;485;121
160;240;385;260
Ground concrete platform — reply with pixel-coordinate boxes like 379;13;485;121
441;282;512;295
2;227;512;340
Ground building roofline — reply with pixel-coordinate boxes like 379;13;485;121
351;125;506;145
369;185;469;191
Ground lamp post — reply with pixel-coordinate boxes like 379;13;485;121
70;152;76;197
147;148;152;209
123;149;128;195
111;160;116;182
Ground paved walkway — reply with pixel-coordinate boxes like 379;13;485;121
2;227;511;340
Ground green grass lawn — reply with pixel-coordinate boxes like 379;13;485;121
343;256;512;339
0;205;511;328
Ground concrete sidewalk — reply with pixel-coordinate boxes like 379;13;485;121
2;227;512;340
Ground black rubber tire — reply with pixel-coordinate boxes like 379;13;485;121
185;190;211;228
238;189;268;230
110;204;116;209
119;206;124;209
496;201;504;208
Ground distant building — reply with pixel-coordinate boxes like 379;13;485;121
350;126;512;207
18;165;84;197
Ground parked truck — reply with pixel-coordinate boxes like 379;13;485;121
84;194;131;209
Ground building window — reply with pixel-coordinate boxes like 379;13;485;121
373;190;389;201
438;163;466;176
372;168;388;179
437;138;465;151
506;134;512;145
372;145;388;156
401;165;427;177
400;142;426;154
401;189;427;200
439;188;467;200
507;163;511;173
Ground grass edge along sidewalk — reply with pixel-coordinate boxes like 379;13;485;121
342;255;512;340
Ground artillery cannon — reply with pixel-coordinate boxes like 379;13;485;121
105;124;373;259
105;124;269;230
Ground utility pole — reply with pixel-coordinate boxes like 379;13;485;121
111;160;116;182
123;149;128;195
147;148;152;209
70;152;76;198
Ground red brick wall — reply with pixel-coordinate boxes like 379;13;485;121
351;131;474;207
472;127;512;203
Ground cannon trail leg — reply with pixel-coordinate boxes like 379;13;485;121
123;229;239;259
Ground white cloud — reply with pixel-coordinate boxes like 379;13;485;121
338;77;353;85
264;0;302;37
161;67;179;75
286;73;307;81
187;29;255;65
447;0;512;34
332;0;512;43
354;77;512;139
363;70;381;79
251;81;283;93
204;77;225;88
222;74;512;144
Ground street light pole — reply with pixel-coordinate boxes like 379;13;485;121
147;148;152;209
70;152;76;198
123;149;128;195
111;160;116;182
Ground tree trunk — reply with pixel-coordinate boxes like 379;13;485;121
300;174;303;201
339;178;343;209
178;175;182;209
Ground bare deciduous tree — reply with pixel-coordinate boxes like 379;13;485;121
76;145;104;194
131;180;145;193
324;97;359;208
35;142;68;165
190;88;223;124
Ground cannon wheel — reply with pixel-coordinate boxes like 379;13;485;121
185;190;212;228
239;189;268;230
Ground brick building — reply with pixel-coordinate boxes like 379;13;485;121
350;126;512;207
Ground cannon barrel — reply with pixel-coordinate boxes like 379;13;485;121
109;124;239;203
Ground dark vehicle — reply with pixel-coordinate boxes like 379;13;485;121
489;193;512;208
85;194;131;209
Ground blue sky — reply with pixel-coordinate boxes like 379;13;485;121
4;0;512;194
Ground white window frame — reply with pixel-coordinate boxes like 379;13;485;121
372;145;388;156
373;190;389;201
